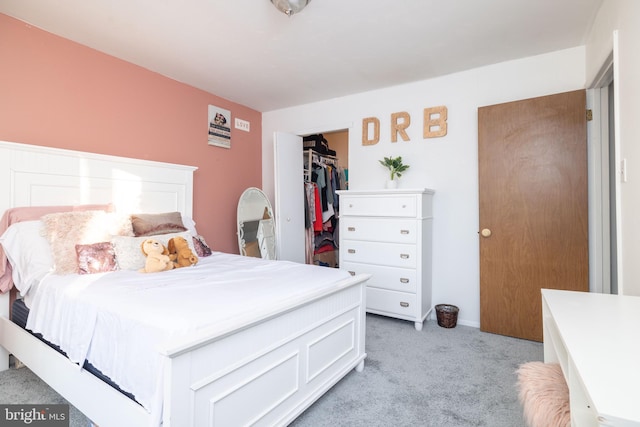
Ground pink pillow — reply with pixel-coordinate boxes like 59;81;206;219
131;212;187;237
192;235;212;257
76;242;118;274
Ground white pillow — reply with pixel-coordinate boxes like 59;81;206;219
0;221;54;295
111;231;197;271
182;216;198;235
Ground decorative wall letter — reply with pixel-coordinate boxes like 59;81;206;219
391;112;411;143
362;105;448;146
423;106;448;138
362;117;380;146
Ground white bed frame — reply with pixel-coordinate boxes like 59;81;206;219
0;141;368;426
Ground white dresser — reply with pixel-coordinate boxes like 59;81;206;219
337;189;434;330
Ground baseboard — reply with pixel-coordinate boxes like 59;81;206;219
427;312;479;329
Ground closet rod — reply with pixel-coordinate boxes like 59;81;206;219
304;149;338;166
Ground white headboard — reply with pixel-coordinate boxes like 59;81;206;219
0;141;197;216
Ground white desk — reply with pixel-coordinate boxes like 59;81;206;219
542;289;640;427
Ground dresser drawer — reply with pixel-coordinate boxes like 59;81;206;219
341;217;417;244
367;287;416;318
342;262;417;293
340;195;417;217
341;240;417;268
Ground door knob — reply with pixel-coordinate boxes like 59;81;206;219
480;228;492;238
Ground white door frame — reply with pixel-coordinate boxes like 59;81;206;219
587;31;621;294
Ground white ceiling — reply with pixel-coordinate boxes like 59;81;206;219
1;0;603;112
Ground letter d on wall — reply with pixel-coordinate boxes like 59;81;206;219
362;117;380;146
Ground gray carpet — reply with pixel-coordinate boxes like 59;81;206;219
291;315;542;427
0;314;542;426
0;360;90;426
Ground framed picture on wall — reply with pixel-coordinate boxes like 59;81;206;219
208;105;231;149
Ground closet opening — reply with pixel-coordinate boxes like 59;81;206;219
302;130;349;268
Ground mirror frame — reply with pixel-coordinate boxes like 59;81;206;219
237;187;276;259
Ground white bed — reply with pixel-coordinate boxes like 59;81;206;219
0;140;368;427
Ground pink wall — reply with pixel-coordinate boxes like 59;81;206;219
0;14;262;254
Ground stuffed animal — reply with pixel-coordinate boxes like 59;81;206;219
168;236;199;268
139;239;175;273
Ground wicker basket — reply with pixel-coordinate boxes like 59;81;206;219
435;304;459;328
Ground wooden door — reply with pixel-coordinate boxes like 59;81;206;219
478;90;588;342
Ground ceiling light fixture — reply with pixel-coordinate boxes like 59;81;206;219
271;0;311;16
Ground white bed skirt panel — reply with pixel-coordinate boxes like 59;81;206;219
166;284;366;426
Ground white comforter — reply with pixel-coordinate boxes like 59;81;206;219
25;252;351;424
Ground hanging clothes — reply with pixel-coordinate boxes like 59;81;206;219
302;145;345;267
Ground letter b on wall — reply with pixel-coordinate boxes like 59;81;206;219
424;106;448;138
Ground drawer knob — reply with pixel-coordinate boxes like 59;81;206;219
400;302;409;308
348;271;356;276
348;249;356;254
348;226;356;232
400;253;410;259
402;205;407;208
400;278;409;283
349;204;353;208
400;229;409;234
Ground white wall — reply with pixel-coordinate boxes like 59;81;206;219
262;47;585;327
586;0;640;297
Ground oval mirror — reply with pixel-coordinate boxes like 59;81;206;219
237;187;276;259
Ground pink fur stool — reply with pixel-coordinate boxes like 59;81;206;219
516;362;570;427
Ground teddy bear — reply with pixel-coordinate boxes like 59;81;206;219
167;236;199;268
139;238;175;273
